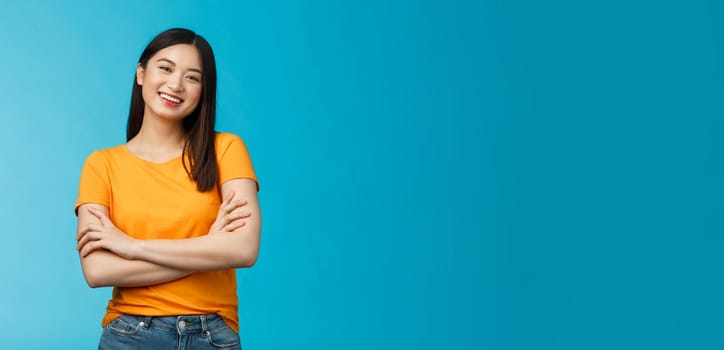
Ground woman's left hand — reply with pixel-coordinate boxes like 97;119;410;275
76;208;138;259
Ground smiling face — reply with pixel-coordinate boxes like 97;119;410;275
136;44;203;122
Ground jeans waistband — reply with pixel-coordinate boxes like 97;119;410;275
121;314;224;335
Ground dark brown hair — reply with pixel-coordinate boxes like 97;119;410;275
127;28;218;192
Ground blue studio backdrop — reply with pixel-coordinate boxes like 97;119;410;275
0;0;722;349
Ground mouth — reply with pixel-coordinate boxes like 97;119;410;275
159;92;184;106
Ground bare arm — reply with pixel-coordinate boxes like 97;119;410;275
133;178;261;270
77;204;191;288
78;178;261;272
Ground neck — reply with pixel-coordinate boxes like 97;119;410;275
127;115;186;161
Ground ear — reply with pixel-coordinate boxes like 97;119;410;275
136;63;145;86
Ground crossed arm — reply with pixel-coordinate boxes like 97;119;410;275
76;178;260;288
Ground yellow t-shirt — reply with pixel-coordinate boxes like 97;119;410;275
75;132;258;332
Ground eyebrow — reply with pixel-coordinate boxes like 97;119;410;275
156;58;203;74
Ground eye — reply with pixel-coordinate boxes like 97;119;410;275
186;75;201;83
159;66;172;72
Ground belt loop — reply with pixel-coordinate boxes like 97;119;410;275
200;315;208;332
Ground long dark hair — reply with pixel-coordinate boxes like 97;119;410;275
127;28;218;192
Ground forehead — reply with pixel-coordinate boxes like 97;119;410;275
150;44;202;71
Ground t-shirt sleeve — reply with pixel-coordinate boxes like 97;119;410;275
74;151;111;214
217;133;259;191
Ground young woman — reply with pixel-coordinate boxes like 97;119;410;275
75;28;260;350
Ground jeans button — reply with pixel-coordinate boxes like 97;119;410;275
179;320;186;329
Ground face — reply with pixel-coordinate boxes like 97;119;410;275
136;44;203;122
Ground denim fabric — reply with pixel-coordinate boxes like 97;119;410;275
98;314;241;350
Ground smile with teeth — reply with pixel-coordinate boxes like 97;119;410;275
159;92;183;104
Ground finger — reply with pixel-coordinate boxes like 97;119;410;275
217;216;234;231
99;213;115;227
76;226;90;240
88;207;102;219
216;200;229;218
224;191;235;204
216;191;234;217
227;211;251;220
219;211;249;229
232;220;246;230
224;200;248;215
76;227;86;241
80;240;103;258
77;231;100;251
90;208;114;227
77;223;102;240
220;221;234;232
222;219;246;232
216;210;237;229
219;201;236;216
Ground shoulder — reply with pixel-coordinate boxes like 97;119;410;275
214;132;251;157
88;144;126;159
214;131;258;188
83;144;126;163
215;132;244;148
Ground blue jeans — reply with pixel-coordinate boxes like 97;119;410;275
98;314;241;350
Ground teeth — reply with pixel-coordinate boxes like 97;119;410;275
160;93;181;103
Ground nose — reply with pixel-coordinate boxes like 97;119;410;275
167;72;184;91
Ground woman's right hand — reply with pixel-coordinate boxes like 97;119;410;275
208;191;250;235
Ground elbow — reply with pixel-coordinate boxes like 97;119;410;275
234;252;258;268
229;228;260;268
84;271;103;288
81;261;108;288
86;279;102;289
232;247;259;268
241;255;258;268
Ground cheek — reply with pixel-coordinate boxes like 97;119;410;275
189;88;203;105
141;85;156;101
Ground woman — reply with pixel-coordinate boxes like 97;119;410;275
75;28;260;350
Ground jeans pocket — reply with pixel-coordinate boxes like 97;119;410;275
106;315;143;336
203;321;241;349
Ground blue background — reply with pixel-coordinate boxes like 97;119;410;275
0;0;721;349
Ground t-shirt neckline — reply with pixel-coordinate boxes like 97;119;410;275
122;144;183;166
